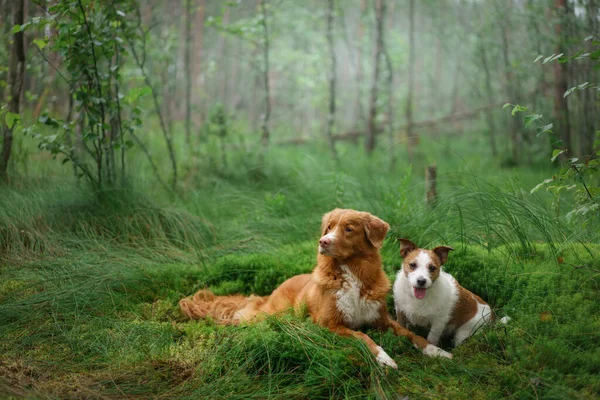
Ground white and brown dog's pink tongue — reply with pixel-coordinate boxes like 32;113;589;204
413;287;427;299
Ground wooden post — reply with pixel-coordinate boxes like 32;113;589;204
425;165;437;208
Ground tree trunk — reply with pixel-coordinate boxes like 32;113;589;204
184;0;193;145
366;0;383;154
354;0;367;127
425;165;437;208
193;0;205;127
581;1;597;159
325;0;338;158
259;0;271;151
1;0;13;102
381;0;395;169
553;0;571;155
499;2;520;164
406;0;416;159
1;0;26;181
479;44;498;157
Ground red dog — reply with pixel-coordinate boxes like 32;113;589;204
180;208;452;368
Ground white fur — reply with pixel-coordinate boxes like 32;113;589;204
335;266;381;329
422;344;453;359
453;302;493;346
394;260;491;347
375;346;398;368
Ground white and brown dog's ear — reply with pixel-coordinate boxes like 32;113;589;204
397;238;417;258
321;208;341;235
432;246;454;265
364;215;390;249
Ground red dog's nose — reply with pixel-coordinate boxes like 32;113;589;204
319;237;331;247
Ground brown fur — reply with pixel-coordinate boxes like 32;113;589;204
180;208;431;361
448;283;490;328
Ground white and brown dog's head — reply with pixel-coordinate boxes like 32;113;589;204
397;239;453;299
318;208;389;259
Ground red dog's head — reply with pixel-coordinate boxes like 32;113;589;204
318;208;390;259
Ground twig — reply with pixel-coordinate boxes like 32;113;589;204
570;163;595;201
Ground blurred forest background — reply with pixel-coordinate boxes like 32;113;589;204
0;0;598;186
1;0;600;399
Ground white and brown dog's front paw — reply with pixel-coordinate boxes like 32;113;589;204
422;344;453;359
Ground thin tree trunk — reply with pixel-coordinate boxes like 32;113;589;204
218;7;230;106
1;0;11;102
366;0;383;154
1;0;26;181
259;0;271;151
184;0;193;145
499;2;520;163
193;0;205;126
582;0;597;159
381;0;395;170
406;0;416;159
553;0;571;155
479;44;498;156
325;0;338;158
354;0;367;127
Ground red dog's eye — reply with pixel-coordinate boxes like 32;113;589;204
345;227;353;232
326;224;331;232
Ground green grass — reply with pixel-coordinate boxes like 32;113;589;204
1;134;599;399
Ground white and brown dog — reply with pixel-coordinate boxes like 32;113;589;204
393;239;495;347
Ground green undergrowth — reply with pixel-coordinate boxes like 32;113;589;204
1;240;599;399
1;141;599;398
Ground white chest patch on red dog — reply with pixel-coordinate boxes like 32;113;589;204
335;265;381;329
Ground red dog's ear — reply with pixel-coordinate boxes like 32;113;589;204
321;208;341;235
397;238;417;258
365;215;390;249
433;246;454;265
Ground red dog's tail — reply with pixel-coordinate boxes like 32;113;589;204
179;290;269;324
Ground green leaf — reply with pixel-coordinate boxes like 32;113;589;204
564;82;589;97
536;123;553;138
11;22;30;34
524;114;542;128
533;55;543;63
125;87;151;104
502;103;512;110
33;38;48;50
551;149;566;162
584;35;594;41
511;104;528;116
543;53;563;64
4;112;20;129
531;178;553;194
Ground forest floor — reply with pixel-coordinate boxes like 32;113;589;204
1;139;599;399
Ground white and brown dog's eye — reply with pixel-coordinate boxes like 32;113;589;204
409;262;417;270
327;224;332;232
428;265;436;272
